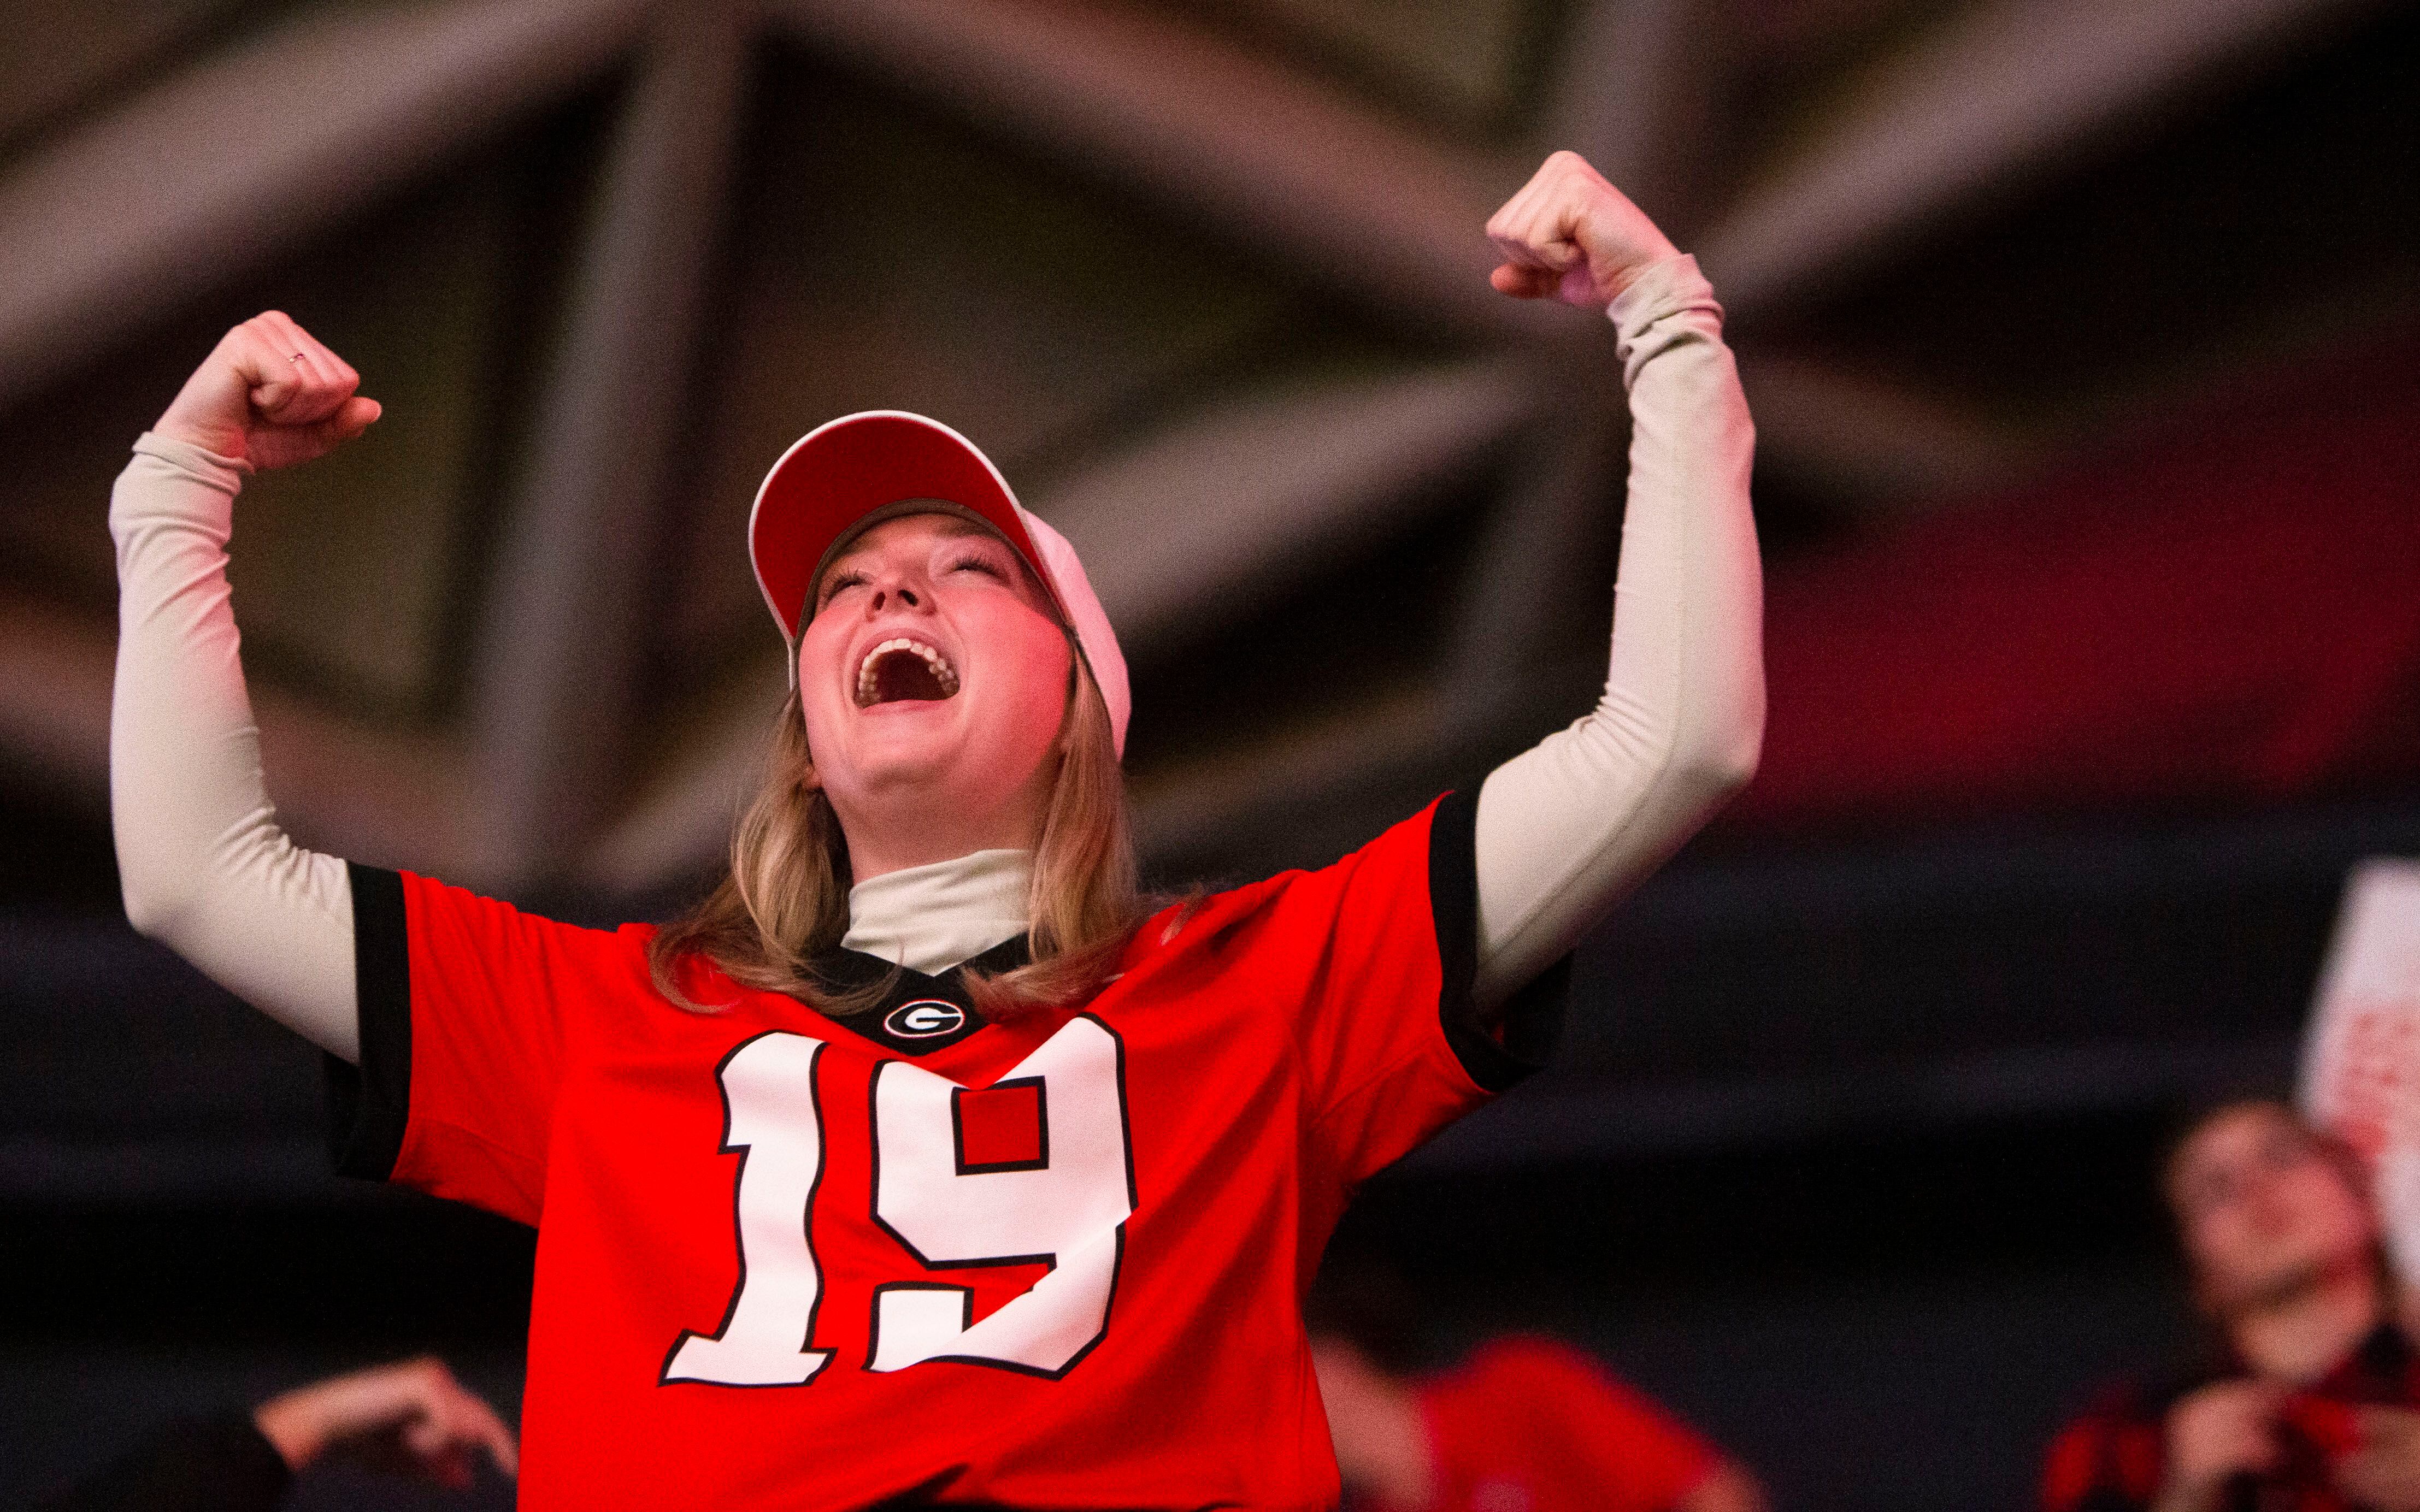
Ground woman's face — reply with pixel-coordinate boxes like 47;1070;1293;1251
796;512;1073;857
2168;1102;2377;1314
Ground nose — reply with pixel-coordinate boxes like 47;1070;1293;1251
864;562;926;614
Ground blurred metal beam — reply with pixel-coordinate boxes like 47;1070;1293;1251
0;0;652;411
0;2;229;149
582;658;784;899
1545;0;1726;237
763;0;2056;506
1740;351;2035;503
0;593;467;876
1700;0;2389;318
1044;358;1540;660
1128;668;1598;873
1137;364;2027;865
1439;402;1625;720
463;9;752;889
0;599;116;810
1127;684;1452;867
764;0;1552;345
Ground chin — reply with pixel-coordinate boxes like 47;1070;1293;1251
826;701;959;761
812;690;1059;819
840;745;965;799
2219;1250;2369;1314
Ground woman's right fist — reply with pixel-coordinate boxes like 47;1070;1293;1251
153;311;380;470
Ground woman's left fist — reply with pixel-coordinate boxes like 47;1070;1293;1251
1486;151;1680;310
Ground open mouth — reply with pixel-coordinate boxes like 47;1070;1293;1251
855;637;961;707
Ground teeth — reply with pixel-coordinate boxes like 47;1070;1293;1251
855;637;960;706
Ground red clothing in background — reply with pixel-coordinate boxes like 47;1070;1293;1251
2040;1326;2420;1512
1361;1337;1719;1512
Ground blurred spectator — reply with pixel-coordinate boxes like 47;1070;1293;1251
2042;1097;2420;1512
34;1355;515;1512
1308;1271;1766;1512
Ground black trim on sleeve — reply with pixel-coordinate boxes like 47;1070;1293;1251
1429;788;1567;1092
1493;951;1571;1077
323;861;413;1181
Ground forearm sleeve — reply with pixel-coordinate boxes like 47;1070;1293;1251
1471;255;1764;1006
109;433;360;1060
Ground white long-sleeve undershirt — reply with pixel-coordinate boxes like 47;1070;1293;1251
108;254;1760;1064
109;439;359;1056
837;848;1031;969
1474;254;1762;1001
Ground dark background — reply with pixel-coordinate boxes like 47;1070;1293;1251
5;1;2419;1507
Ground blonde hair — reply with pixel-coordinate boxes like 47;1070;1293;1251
647;653;1146;1021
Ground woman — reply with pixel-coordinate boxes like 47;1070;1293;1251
109;151;1760;1509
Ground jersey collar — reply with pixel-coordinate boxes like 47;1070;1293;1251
808;935;1032;1057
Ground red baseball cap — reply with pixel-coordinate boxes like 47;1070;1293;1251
748;411;1130;756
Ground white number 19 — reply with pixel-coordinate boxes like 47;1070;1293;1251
662;1018;1134;1387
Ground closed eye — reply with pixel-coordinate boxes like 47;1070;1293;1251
816;569;870;609
948;552;1008;580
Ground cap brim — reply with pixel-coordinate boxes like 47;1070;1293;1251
749;411;1061;644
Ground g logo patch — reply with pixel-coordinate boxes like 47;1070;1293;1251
884;1000;967;1039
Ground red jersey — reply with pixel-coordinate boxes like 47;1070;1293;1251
2039;1325;2420;1512
329;793;1557;1509
1350;1338;1718;1512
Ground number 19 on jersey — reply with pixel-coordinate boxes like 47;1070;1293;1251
662;1017;1137;1386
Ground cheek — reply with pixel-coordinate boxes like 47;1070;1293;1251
2187;1205;2267;1273
793;623;854;757
796;686;837;760
2184;1216;2233;1272
798;610;849;681
975;614;1074;727
2286;1172;2374;1239
1004;648;1073;736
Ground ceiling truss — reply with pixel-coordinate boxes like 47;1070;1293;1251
0;0;2383;897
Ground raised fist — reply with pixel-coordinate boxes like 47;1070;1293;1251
152;310;380;470
1486;150;1681;310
